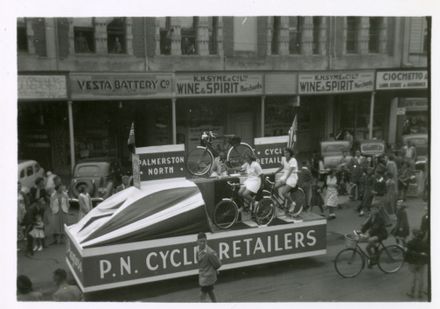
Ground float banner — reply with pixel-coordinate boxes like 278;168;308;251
376;70;428;90
298;71;374;94
18;75;67;99
66;220;326;291
176;73;263;97
135;144;186;181
254;136;288;171
70;73;173;99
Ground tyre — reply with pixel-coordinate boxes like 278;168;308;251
334;248;365;278
378;245;405;273
227;143;254;169
289;187;305;217
186;147;214;176
254;197;275;226
213;199;239;229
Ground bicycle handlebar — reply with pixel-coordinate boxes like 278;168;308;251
226;181;240;188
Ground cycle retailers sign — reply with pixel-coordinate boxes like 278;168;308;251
298;71;374;94
254;136;288;171
70;73;173;99
176;73;263;97
135;144;186;181
66;220;326;291
376;70;428;90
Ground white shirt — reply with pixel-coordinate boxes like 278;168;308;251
242;161;263;179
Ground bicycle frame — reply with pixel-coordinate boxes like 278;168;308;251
262;177;291;211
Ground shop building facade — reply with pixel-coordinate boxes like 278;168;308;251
17;16;429;176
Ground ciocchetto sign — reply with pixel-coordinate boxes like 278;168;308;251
376;70;428;90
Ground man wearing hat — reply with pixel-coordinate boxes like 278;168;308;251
197;232;221;302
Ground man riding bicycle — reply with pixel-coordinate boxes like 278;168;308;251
357;203;388;267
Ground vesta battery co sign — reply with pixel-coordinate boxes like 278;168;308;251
66;221;326;292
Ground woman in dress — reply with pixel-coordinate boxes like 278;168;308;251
238;152;263;210
274;148;299;215
49;185;70;244
77;185;92;222
324;168;339;219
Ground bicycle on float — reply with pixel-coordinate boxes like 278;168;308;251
186;131;254;177
213;181;275;229
334;230;405;278
259;176;306;218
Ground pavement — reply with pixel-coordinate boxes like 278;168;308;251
16;195;429;301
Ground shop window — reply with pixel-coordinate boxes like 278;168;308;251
271;16;281;55
17;18;28;52
181;17;197;55
208;17;218;55
74;18;95;53
107;18;126;54
368;17;381;53
265;97;296;137
346;17;359;53
159;17;172;55
289;17;303;54
312;17;321;55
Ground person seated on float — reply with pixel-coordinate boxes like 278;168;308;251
356;203;388;267
210;152;232;178
238;152;263;210
273;147;299;215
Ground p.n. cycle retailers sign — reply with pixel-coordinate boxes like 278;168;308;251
298;71;375;94
65;220;326;292
254;136;288;172
135;144;187;181
70;73;173;99
176;73;263;97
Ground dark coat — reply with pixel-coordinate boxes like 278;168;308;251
405;236;428;265
361;213;388;241
391;208;409;238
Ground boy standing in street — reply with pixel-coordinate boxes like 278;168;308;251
197;232;221;302
405;229;429;299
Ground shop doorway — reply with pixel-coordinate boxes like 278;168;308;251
228;112;254;145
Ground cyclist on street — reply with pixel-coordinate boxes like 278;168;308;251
358;203;388;267
273;148;299;215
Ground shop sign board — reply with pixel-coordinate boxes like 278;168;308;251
298;71;374;94
265;73;298;95
70;73;173;99
66;220;326;292
176;73;263;97
18;75;67;99
254;136;288;172
376;70;428;90
135;144;186;181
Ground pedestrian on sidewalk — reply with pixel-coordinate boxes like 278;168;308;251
52;268;83;301
391;200;409;246
398;161;411;201
197;232;221;302
29;214;45;252
405;229;428;299
77;185;92;222
49;185;70;244
324;169;338;219
17;275;43;301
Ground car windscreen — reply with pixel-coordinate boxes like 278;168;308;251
74;165;102;177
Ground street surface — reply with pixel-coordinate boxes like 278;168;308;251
17;197;430;302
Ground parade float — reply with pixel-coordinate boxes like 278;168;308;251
66;136;327;293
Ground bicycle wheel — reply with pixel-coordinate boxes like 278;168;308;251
227;143;254;169
377;245;405;273
254;197;276;226
213;199;239;230
334;248;365;278
289;187;305;217
186;147;214;176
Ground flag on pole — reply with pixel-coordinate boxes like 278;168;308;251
287;114;297;150
127;122;136;154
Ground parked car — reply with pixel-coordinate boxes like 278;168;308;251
18;160;45;193
69;157;122;205
320;140;353;170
